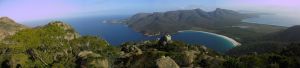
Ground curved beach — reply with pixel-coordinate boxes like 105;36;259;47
178;30;241;46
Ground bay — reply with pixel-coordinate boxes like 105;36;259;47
23;15;236;53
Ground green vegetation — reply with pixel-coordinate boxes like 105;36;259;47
0;21;119;68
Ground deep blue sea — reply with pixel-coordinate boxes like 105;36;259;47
23;15;235;53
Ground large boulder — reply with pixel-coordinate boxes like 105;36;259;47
120;44;143;58
181;50;200;67
158;35;172;46
76;51;108;68
156;56;180;68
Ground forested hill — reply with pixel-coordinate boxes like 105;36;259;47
275;25;300;42
227;25;300;56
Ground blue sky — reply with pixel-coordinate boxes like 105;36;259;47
0;0;299;22
0;0;217;22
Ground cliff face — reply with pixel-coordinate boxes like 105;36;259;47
0;17;27;40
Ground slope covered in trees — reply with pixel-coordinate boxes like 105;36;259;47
227;25;300;57
0;21;119;67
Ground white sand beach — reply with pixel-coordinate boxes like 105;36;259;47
178;30;241;46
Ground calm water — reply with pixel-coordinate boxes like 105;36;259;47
24;16;235;53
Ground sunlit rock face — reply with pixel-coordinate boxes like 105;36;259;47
158;35;172;46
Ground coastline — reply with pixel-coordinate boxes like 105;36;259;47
178;30;241;46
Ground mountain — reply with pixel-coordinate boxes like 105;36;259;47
125;8;285;45
0;17;27;40
126;8;256;35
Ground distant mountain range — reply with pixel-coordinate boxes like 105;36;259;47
0;17;27;40
125;8;279;36
124;8;286;47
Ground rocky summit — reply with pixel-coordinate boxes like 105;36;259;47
0;17;27;40
44;21;80;40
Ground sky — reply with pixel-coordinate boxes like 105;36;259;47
0;0;299;23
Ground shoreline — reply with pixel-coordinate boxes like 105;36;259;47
178;30;241;46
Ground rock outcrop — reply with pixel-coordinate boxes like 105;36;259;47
156;56;180;68
181;50;200;66
120;44;143;58
77;51;108;68
47;21;73;30
158;35;172;46
45;21;80;40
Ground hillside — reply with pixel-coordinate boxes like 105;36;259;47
227;26;300;56
275;25;300;42
0;21;116;68
0;17;27;40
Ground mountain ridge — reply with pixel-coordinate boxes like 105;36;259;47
126;8;266;35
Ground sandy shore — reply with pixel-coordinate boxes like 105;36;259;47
178;30;241;46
